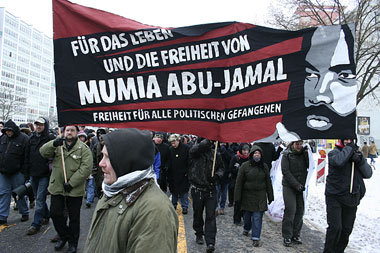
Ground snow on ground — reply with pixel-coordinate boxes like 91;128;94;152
304;155;380;253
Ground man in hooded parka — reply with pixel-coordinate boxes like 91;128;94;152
0;119;30;225
84;128;179;253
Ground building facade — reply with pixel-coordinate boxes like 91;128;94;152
0;8;54;125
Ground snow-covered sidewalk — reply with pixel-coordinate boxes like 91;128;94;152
304;156;380;253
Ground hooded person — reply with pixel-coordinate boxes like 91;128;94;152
84;128;178;253
234;145;274;247
0;119;30;225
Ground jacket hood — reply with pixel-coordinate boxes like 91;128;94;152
102;128;155;178
249;145;263;155
1;119;20;137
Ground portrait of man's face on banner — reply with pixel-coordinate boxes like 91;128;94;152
274;24;357;142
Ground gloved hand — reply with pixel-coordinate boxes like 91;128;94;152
63;182;73;192
352;151;363;163
296;184;305;192
53;137;65;147
346;142;358;151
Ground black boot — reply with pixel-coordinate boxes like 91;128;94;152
67;243;77;253
54;240;67;251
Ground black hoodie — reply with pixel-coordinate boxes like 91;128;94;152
0;119;29;175
25;117;55;177
102;128;155;178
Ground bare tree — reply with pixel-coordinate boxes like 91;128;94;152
0;86;21;121
268;0;380;105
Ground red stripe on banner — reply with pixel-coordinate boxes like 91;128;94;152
99;23;255;58
53;0;160;39
112;37;303;77
83;115;282;142
61;81;290;112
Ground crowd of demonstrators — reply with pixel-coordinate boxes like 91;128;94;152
234;145;274;247
188;138;224;252
167;134;190;214
1;121;376;252
324;138;372;253
40;125;92;253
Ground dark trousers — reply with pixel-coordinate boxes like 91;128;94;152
191;187;217;245
228;180;235;205
50;195;82;246
324;195;357;253
233;201;242;224
282;186;304;239
159;169;168;192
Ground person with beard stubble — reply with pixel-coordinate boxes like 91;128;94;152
40;125;92;253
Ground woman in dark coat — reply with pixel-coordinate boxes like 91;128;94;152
167;134;190;214
234;145;274;247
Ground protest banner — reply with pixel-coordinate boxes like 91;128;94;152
53;0;357;142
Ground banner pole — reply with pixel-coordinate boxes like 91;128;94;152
58;128;68;184
211;141;219;177
350;162;354;194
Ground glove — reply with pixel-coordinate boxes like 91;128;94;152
297;184;305;192
352;151;363;163
346;142;358;151
53;137;65;147
63;182;73;192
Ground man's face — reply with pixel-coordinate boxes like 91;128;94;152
64;126;78;141
5;130;13;138
171;140;179;148
153;137;163;145
99;146;117;185
293;141;303;152
35;123;45;134
304;26;356;131
242;149;249;156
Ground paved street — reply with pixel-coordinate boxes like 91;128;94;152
0;195;325;253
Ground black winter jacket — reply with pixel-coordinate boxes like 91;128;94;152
188;141;224;190
156;142;170;173
326;145;372;201
0;120;29;175
281;146;309;189
167;142;190;194
25;118;55;177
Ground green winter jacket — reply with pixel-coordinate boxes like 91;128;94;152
234;159;274;212
40;139;92;197
281;146;309;190
84;179;179;253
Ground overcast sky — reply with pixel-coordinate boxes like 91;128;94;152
1;0;272;37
